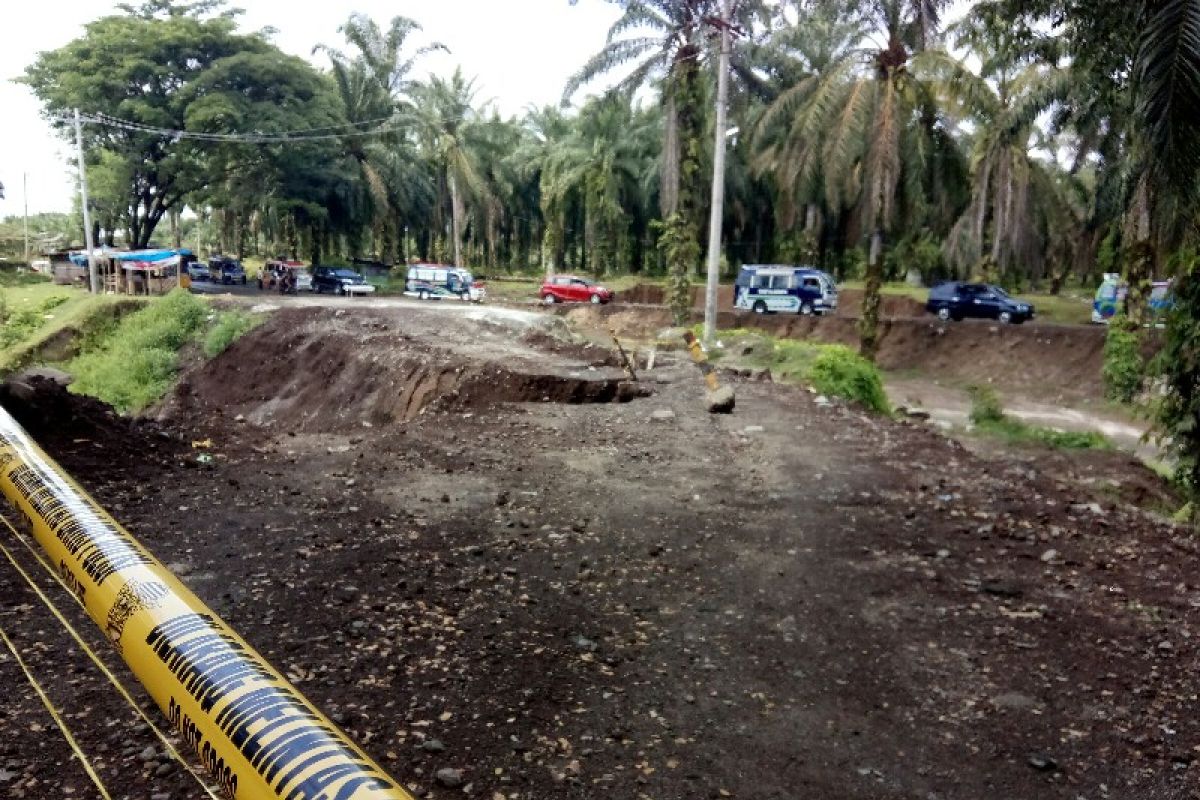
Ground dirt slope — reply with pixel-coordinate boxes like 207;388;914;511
0;306;1193;800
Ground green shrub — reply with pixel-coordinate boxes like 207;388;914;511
973;416;1111;450
68;289;208;413
807;345;891;414
968;385;1006;425
204;310;260;357
1103;320;1144;403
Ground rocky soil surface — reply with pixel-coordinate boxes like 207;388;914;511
0;306;1195;800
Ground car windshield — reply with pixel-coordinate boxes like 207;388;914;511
333;269;359;278
992;286;1011;298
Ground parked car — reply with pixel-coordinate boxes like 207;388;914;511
926;282;1035;324
405;263;485;301
312;266;376;296
186;261;209;281
294;268;313;293
540;275;613;305
260;260;311;293
209;256;246;285
734;264;838;315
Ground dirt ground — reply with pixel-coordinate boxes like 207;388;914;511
0;305;1197;800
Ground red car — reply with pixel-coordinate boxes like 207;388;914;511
540;275;614;305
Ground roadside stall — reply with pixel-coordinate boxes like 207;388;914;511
66;248;192;294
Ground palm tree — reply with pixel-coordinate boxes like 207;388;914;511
565;1;765;321
940;2;1074;286
754;0;957;360
411;70;491;267
317;14;444;263
542;96;659;277
516;105;576;275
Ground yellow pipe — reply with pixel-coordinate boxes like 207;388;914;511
0;406;412;800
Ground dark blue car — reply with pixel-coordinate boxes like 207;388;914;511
926;282;1035;324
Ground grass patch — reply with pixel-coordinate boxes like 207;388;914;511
968;385;1111;450
204;309;262;357
0;269;54;289
0;274;132;376
67;289;210;413
703;327;890;413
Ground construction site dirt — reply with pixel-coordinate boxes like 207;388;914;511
0;305;1195;800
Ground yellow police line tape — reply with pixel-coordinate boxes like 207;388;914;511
0;511;222;798
0;405;414;800
0;622;115;799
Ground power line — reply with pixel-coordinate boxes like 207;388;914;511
57;111;410;144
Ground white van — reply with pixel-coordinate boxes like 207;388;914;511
404;264;485;302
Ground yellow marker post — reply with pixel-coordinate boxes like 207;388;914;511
0;405;413;800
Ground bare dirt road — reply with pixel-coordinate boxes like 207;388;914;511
0;305;1194;800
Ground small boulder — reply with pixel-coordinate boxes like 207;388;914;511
706;386;736;414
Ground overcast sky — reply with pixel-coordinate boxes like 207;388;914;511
0;0;624;218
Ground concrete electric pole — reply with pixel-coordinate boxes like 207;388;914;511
74;109;99;293
703;0;735;346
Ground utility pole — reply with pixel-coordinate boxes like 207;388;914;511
22;173;30;266
74;109;99;294
703;0;735;346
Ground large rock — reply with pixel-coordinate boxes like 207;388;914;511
706;386;736;414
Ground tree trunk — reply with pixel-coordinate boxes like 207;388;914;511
860;229;885;362
449;173;465;268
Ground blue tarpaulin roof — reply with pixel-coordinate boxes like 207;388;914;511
69;248;192;266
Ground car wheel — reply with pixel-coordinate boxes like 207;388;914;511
937;307;952;322
590;294;602;305
544;294;557;305
338;286;346;297
998;311;1013;325
800;301;814;316
753;300;768;314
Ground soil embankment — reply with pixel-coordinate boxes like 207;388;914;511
162;307;639;431
572;303;1110;402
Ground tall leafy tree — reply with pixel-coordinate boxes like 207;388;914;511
411;70;492;267
754;0;959;359
23;0;346;251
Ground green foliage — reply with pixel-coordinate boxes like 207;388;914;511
1102;319;1144;403
887;233;948;284
1153;258;1200;507
705;329;890;413
974;415;1112;450
968;385;1006;425
969;384;1110;449
0;294;73;348
656;214;698;325
23;3;345;249
68;290;208;413
807;345;891;414
203;310;260;357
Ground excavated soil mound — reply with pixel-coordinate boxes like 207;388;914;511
0;374;185;476
164;308;638;432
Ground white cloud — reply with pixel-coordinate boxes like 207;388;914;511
0;0;623;217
